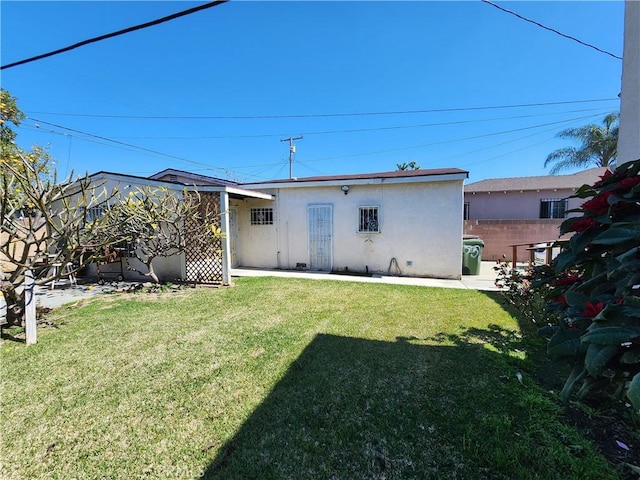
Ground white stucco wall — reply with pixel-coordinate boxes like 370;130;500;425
618;1;640;164
81;175;186;282
233;179;464;279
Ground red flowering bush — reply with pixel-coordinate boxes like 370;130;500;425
541;160;640;415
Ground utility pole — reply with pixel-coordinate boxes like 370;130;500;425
281;135;303;179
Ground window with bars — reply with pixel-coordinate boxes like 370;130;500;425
358;206;380;233
250;207;274;225
85;204;108;223
539;198;568;219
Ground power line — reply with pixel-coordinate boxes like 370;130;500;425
104;107;616;140
23;111;607;180
26;98;619;120
297;112;608;165
481;0;622;60
27;118;224;171
1;1;228;70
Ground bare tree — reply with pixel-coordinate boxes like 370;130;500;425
100;186;223;283
1;155;117;325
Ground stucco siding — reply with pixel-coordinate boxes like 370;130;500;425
79;175;217;282
618;1;640;165
233;198;279;268
234;180;464;279
465;188;583;220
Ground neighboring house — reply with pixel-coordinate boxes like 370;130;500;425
463;167;608;261
150;167;469;280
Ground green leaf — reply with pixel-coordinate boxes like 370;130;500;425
624;296;640;308
548;329;582;359
592;228;640;245
569;229;600;257
584;343;618;377
564;290;589;308
560;364;587;403
581;326;640;345
620;350;640;364
627;373;640;413
574;184;596;198
553;249;577;272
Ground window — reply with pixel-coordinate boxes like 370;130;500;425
463;202;470;220
85;204;108;222
540;198;567;219
358;206;380;233
250;207;274;225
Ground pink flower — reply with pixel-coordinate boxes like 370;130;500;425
553;295;568;307
618;176;640;191
570;217;596;233
554;274;581;286
593;169;614;187
582;192;612;215
582;301;605;318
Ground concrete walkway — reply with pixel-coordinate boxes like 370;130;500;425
231;261;501;292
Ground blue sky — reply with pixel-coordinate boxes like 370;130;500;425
1;1;624;183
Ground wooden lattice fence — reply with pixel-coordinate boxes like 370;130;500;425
184;191;223;284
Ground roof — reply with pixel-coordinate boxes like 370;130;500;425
464;167;609;193
243;168;469;187
86;171;272;200
149;168;239;187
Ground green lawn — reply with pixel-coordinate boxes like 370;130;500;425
0;277;624;479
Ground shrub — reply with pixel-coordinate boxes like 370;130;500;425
540;160;640;415
494;260;560;327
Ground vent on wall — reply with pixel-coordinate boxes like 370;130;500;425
168;174;178;182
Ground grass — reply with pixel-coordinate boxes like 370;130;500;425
0;277;624;479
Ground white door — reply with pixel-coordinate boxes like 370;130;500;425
307;204;333;271
229;207;239;267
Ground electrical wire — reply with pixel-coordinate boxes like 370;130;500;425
1;1;228;70
26;97;618;120
481;0;622;60
295;112;609;165
21;111;609;180
26;118;224;171
101;106;618;140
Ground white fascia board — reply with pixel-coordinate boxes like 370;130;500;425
242;172;467;190
224;186;273;200
89;173;272;200
195;185;274;200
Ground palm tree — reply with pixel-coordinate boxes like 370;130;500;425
544;112;619;174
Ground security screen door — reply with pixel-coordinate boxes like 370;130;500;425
307;204;333;271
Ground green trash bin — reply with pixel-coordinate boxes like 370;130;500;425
462;238;484;275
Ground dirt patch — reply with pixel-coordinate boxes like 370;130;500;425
563;403;639;479
529;347;640;479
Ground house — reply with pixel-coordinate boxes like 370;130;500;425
142;167;469;281
618;1;640;165
463;167;608;261
81;171;272;285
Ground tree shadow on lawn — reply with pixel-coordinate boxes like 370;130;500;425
203;332;617;480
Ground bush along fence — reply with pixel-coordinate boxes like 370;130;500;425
544;160;640;416
539;160;640;417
